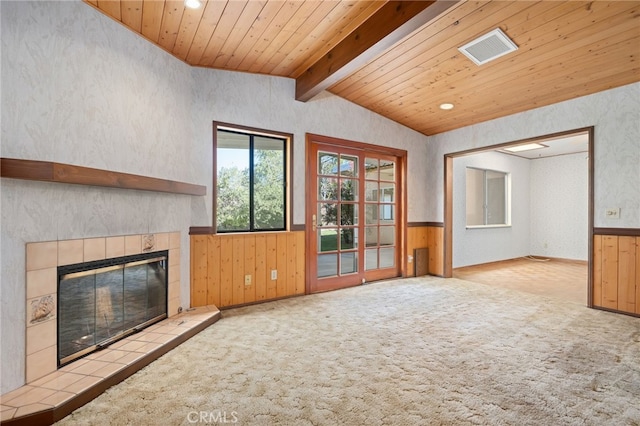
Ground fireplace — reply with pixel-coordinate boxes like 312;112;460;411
24;232;182;384
57;251;169;366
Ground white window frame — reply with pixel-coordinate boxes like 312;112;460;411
465;167;511;229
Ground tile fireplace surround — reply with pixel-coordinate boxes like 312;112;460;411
1;232;221;425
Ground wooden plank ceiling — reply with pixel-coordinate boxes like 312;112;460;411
85;0;640;136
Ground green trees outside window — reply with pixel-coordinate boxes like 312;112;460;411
216;129;286;232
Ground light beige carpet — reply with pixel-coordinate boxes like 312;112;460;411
58;277;640;425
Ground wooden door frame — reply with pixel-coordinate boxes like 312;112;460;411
305;133;408;294
443;127;594;306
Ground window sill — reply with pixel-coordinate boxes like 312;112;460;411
466;224;512;229
189;227;301;235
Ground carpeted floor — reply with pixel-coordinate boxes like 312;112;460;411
57;276;640;425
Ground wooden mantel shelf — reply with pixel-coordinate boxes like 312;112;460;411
0;158;206;196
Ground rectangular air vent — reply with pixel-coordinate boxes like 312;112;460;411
458;28;518;66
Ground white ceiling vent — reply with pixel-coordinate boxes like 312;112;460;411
458;28;518;66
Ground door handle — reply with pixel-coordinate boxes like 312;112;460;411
312;214;317;231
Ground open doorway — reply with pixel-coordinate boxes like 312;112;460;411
443;127;594;305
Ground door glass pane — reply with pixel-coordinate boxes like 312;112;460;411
365;181;378;201
379;159;395;181
365;227;378;247
379;226;395;246
319;152;338;176
365;248;378;270
380;247;395;268
365;157;378;180
340;252;358;275
341;179;358;201
340;155;358;177
380;184;395;202
319;229;338;252
318;178;338;200
380;205;394;223
318;254;338;277
340;204;358;226
340;228;358;250
319;203;337;226
365;205;378;225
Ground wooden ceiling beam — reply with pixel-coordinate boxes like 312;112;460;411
295;0;459;102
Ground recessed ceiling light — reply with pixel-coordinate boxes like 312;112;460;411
440;103;454;110
504;143;547;152
184;0;202;9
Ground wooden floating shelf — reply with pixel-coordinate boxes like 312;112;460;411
0;158;206;196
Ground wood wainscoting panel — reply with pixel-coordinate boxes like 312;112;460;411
618;236;637;314
601;235;619;310
232;237;245;306
219;237;233;307
254;235;267;302
592;233;639;316
207;236;222;307
637;238;640;315
593;235;602;307
407;224;444;277
276;233;288;298
428;226;444;276
190;232;306;308
407;226;427;277
190;236;208;307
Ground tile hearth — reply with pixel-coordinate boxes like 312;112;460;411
1;305;220;425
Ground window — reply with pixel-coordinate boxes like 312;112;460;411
466;167;510;227
214;123;290;232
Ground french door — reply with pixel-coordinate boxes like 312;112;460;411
306;135;404;293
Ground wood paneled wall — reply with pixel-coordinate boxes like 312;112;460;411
190;232;305;308
593;234;640;316
407;224;444;277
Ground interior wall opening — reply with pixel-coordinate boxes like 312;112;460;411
444;128;593;305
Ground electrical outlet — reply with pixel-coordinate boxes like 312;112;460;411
271;270;277;280
408;255;413;264
244;275;251;286
605;208;620;219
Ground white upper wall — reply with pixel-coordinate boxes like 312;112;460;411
426;82;640;229
453;151;530;268
1;0;197;394
530;153;589;260
188;70;430;226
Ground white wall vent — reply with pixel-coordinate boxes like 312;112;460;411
458;28;518;66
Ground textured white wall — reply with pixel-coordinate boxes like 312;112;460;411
426;82;640;230
1;1;197;393
188;71;430;227
530;153;589;260
0;1;430;393
453;152;531;268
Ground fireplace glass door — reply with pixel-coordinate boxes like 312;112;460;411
58;252;168;366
